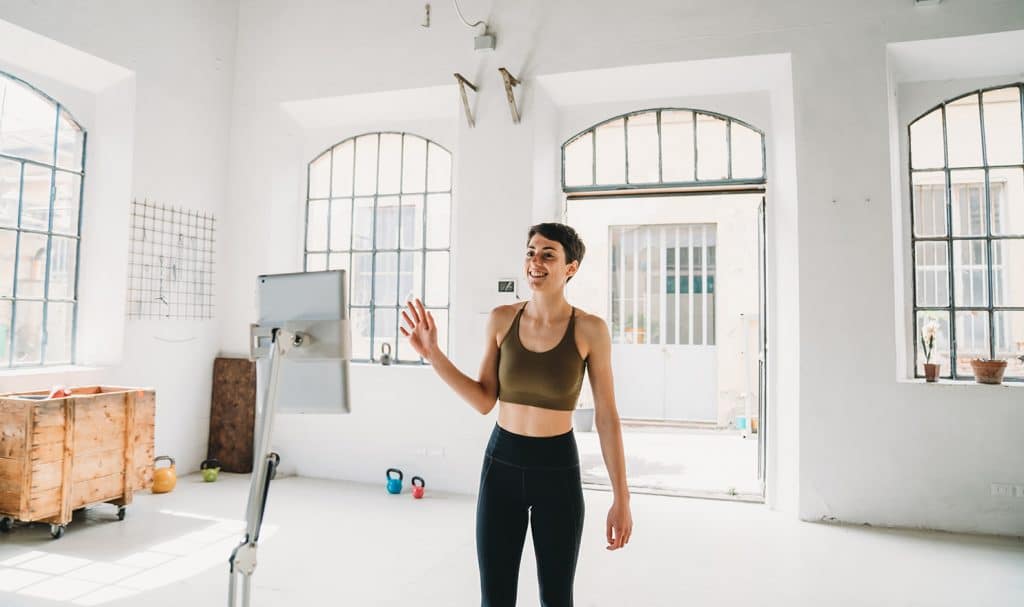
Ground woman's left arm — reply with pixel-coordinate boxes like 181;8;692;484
584;315;633;551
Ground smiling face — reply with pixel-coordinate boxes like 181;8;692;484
525;233;579;292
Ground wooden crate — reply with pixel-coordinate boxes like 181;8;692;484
0;386;155;534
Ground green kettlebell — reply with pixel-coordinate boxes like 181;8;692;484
200;458;221;482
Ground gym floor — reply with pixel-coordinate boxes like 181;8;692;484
0;472;1020;606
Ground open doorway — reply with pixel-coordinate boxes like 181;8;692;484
568;192;766;500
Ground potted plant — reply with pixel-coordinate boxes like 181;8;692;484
970;358;1008;385
573;398;594;432
921;319;940;382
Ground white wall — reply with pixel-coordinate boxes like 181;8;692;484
2;0;1022;537
0;1;240;474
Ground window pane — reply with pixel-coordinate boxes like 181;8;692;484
0;228;14;297
399;251;423;303
982;87;1023;166
990;167;1023;236
595;119;625;184
306;200;328;251
374;252;398;305
424;251;449;306
52;172;80;235
952;240;988;307
402;136;427;193
992;239;1023;306
45;301;72;364
372;307;398;362
661;111;695;182
994;311;1024;379
21;164;51;231
351;253;373;305
400;195;424;249
305;253;326;271
13;301;42;365
626;112;659;184
911;172;947;237
0;78;56;165
564;132;593;187
0;300;10;365
915;311;950;377
328;252;349;273
950;170;986;237
427;143;451;192
946;93;983;168
354;134;379;196
955;310;990;377
331;140;354;197
731;123;763;179
426;193;450;249
0;159;20;228
308;153;330;199
377;134;402;195
350;307;371;360
910;110;945;170
16;231;46;298
375;196;400;250
914;241;949;307
56;110;83;172
696;113;728;180
48;236;76;299
329;198;352;251
352;198;374;250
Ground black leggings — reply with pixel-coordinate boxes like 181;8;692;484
476;423;585;607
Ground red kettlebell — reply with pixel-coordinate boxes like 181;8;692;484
411;476;425;499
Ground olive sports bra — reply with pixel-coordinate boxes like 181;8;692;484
497;302;587;412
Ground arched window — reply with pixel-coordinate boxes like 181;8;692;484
0;70;85;367
304;132;452;363
562;108;765;192
909;84;1024;381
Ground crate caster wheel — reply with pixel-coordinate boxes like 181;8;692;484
0;517;12;532
117;506;126;521
49;524;65;539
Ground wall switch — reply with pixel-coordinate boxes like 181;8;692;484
991;483;1014;497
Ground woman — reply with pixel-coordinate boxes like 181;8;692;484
401;222;632;606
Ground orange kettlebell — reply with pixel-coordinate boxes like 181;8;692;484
152;456;177;494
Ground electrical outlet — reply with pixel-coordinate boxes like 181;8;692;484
1015;485;1024;498
991;483;1014;497
427;447;445;457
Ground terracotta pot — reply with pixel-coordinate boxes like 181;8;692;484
970;359;1007;385
923;363;940;382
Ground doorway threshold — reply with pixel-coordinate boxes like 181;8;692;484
582;481;765;504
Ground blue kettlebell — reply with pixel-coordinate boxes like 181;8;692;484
386;468;403;494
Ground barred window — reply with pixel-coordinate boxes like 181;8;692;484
304;132;451;363
0;70;85;368
909;84;1024;381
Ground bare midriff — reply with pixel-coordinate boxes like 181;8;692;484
497;401;574;437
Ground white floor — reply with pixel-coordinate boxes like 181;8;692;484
576;424;761;497
0;473;1021;606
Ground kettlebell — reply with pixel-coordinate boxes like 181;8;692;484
411;476;426;499
380;342;392;366
152;456;177;494
200;458;221;482
386;468;403;494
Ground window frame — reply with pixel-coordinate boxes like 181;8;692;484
303;131;452;365
908;83;1024;382
561;108;766;194
0;69;87;369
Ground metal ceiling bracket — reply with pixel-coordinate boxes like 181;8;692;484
498;67;521;124
454;72;478;128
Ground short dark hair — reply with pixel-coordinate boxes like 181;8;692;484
527;222;586;271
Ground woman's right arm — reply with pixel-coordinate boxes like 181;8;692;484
401;299;502;416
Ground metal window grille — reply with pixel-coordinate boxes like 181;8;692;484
304;132;452;364
0;70;86;368
909;83;1024;382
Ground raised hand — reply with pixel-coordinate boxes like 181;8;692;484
400;298;438;361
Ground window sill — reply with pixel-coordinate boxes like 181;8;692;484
897;377;1023;388
0;364;110;379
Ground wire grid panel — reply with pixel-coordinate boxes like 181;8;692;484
127;199;216;319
